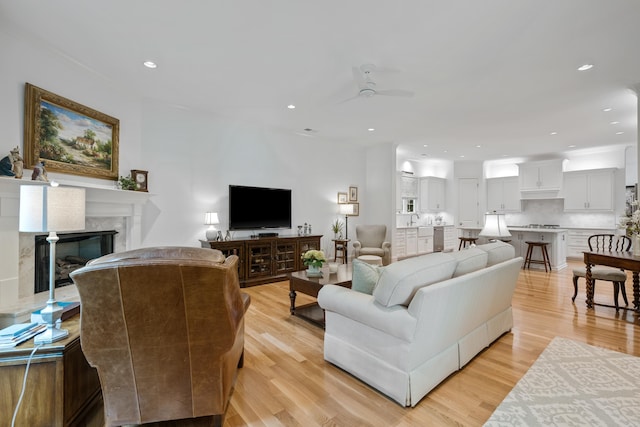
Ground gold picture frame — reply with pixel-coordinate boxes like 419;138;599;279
348;203;359;216
349;186;358;202
24;83;120;180
337;192;348;204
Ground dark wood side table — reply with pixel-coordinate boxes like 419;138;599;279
288;264;352;327
0;315;103;426
332;239;350;264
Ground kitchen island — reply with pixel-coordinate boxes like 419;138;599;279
459;226;568;271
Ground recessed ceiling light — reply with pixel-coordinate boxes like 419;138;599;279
368;128;375;132
423;144;428;148
459;155;465;158
603;107;612;112
550;132;558;135
616;131;624;135
475;145;481;148
287;104;296;109
568;144;576;148
610;121;620;125
143;61;157;69
577;64;593;71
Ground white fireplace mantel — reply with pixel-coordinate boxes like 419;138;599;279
0;176;152;320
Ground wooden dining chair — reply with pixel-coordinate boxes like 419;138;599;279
572;234;632;311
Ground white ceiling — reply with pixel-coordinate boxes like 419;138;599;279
1;0;638;163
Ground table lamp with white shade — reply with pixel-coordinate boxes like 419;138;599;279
205;212;220;241
479;212;511;242
19;183;86;344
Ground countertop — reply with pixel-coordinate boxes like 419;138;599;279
458;226;567;233
396;224;452;229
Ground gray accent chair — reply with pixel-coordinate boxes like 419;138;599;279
353;224;391;265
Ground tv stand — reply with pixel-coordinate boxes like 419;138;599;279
258;232;279;238
201;234;322;287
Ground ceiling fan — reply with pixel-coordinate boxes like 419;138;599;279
341;64;414;103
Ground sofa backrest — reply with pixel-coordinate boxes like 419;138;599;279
373;252;457;307
475;241;515;266
448;247;488;277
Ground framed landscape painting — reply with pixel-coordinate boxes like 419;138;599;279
24;83;119;180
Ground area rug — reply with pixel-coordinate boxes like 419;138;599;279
484;337;640;426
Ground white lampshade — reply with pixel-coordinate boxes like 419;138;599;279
204;212;219;225
19;185;86;232
339;204;355;216
479;212;511;239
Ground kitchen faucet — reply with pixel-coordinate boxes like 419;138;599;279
409;213;420;226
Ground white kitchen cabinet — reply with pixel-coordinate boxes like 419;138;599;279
417;227;434;254
519;160;563;192
566;228;617;258
486;177;521;212
405;228;418;256
563;169;614;211
420;177;446;211
443;226;457;252
394;228;407;258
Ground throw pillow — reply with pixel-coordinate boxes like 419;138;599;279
351;259;382;295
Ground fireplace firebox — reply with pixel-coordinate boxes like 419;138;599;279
34;230;118;294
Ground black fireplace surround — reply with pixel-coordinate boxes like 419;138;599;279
34;230;117;294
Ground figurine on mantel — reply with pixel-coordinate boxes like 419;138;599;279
31;160;49;182
0;146;23;178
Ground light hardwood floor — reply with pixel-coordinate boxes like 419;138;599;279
224;260;640;426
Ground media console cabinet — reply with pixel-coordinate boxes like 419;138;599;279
201;234;322;287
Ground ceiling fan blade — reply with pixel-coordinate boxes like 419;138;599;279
338;93;362;104
375;89;415;98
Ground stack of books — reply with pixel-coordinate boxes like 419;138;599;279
0;322;47;349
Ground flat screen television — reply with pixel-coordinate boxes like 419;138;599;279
229;185;292;230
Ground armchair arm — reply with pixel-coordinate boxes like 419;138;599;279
352;240;362;258
382;241;391;250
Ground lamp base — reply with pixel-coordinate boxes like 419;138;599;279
206;227;218;241
34;325;69;344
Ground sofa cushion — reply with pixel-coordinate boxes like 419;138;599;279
351;259;383;295
475;241;515;266
373;252;457;307
448;247;488;277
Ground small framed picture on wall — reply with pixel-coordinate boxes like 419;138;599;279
349;186;358;202
337;192;348;204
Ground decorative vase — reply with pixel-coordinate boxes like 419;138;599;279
306;264;322;277
634;235;640;257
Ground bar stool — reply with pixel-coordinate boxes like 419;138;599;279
458;237;478;250
523;241;551;272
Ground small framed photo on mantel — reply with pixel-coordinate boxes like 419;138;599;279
131;169;148;192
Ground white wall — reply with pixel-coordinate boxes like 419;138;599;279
0;26;370;297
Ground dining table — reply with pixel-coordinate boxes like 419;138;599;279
583;250;640;311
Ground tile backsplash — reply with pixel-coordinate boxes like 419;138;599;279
504;199;619;229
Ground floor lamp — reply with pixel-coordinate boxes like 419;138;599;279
19;183;86;344
339;203;355;240
479;211;511;242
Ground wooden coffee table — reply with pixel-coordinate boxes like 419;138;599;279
288;264;352;327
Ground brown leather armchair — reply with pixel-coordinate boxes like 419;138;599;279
70;246;250;427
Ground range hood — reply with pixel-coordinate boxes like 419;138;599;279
520;189;563;200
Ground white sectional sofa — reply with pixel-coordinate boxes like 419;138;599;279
317;241;522;407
